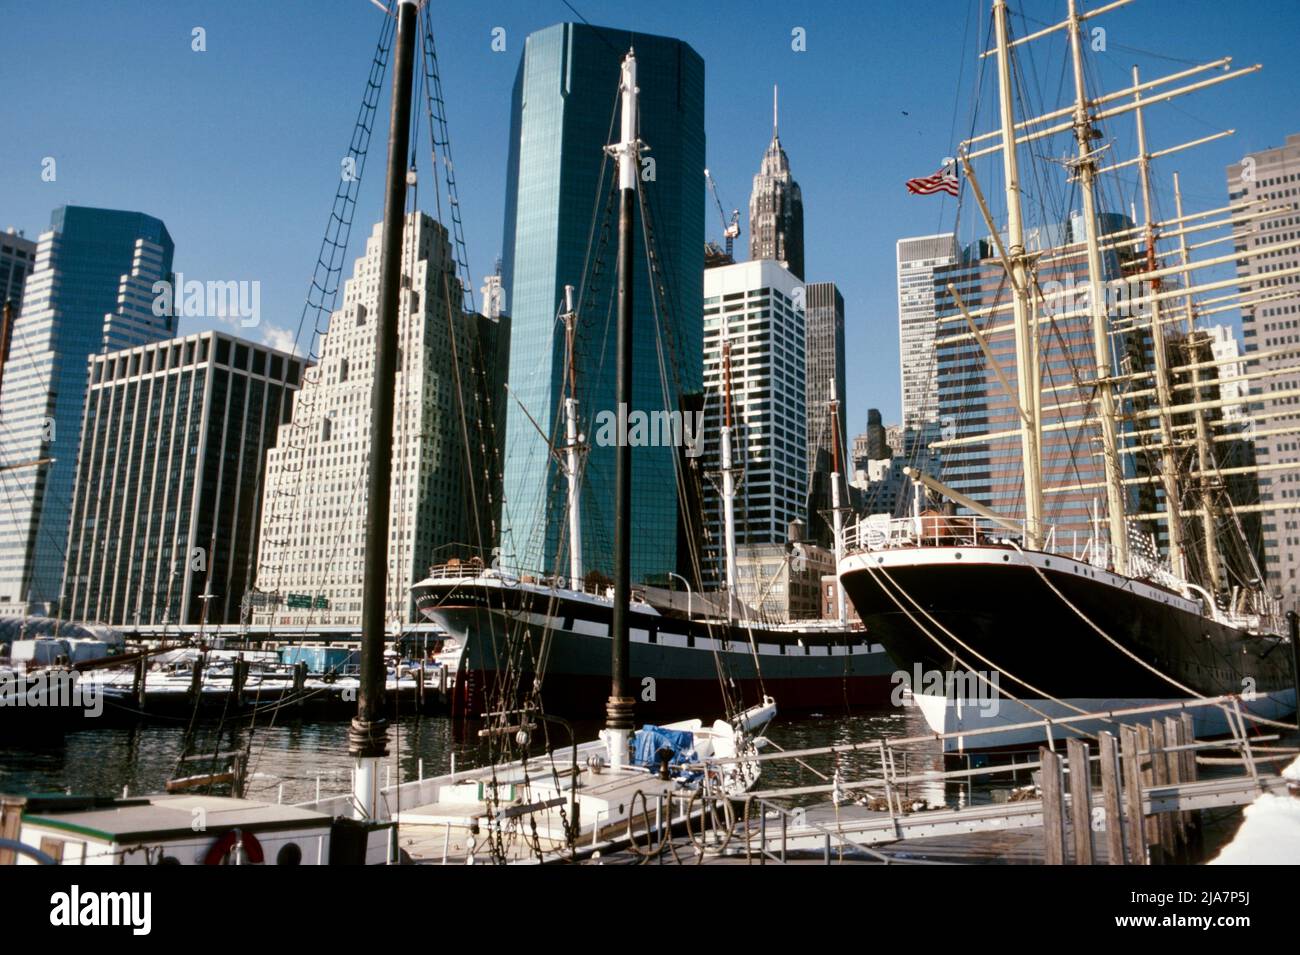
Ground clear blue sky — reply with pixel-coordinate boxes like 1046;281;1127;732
3;0;1297;429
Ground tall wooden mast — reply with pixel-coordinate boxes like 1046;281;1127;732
992;0;1045;550
1131;65;1186;578
351;0;418;819
1067;0;1129;575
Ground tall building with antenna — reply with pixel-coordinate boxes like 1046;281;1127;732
748;86;804;281
499;23;705;585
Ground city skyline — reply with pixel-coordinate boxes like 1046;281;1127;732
5;1;1298;430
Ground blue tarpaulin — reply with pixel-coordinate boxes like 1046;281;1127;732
632;724;695;769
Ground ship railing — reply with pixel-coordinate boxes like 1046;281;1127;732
423;561;614;600
845;515;1040;554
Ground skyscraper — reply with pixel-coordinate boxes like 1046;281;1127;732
897;233;957;429
500;23;704;584
702;259;807;579
253;213;507;627
62;331;301;626
748;87;804;281
803;281;846;546
1;228;36;314
0;206;175;617
1227;135;1300;611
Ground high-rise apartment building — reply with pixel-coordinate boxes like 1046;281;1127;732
702;259;807;580
62;332;301;626
897;233;958;429
748;89;804;281
254;213;508;626
500;23;704;585
0;207;175;617
1228;135;1300;610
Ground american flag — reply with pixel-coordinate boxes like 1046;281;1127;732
906;162;959;197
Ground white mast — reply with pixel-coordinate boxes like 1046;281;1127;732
828;380;847;625
1067;0;1130;576
561;284;584;588
1131;65;1186;579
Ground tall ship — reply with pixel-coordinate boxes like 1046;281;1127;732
839;0;1299;752
415;302;894;720
414;56;893;721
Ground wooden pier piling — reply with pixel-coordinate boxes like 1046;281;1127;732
1066;738;1094;864
1038;746;1066;865
1098;731;1127;865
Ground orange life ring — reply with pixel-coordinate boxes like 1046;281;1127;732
204;829;265;865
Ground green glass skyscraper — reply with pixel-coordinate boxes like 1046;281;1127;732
500;23;704;584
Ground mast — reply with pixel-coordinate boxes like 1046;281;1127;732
828;380;847;625
1131;65;1186;579
1173;173;1223;594
720;338;739;621
561;284;584;587
1067;0;1129;575
350;0;417;820
604;49;638;770
992;0;1045;550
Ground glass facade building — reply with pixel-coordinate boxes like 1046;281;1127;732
803;281;846;547
500;23;704;584
0;206;175;616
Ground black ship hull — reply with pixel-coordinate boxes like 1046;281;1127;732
838;543;1297;752
411;574;896;720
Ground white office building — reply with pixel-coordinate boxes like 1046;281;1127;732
1227;134;1300;611
897;233;958;429
702;259;807;582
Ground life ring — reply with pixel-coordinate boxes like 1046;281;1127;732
204;829;265;865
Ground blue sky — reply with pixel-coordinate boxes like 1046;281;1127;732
3;0;1298;429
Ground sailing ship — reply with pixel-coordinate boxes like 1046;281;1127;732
838;0;1299;753
412;308;893;719
412;69;894;723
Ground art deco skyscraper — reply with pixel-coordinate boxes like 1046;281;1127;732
748;87;804;281
253;213;508;626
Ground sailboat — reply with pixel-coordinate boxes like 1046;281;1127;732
838;0;1299;753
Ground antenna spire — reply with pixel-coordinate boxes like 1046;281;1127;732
773;84;779;139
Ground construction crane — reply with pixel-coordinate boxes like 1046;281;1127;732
704;168;740;258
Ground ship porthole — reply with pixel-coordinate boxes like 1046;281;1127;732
1002;555;1009;562
954;552;962;559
